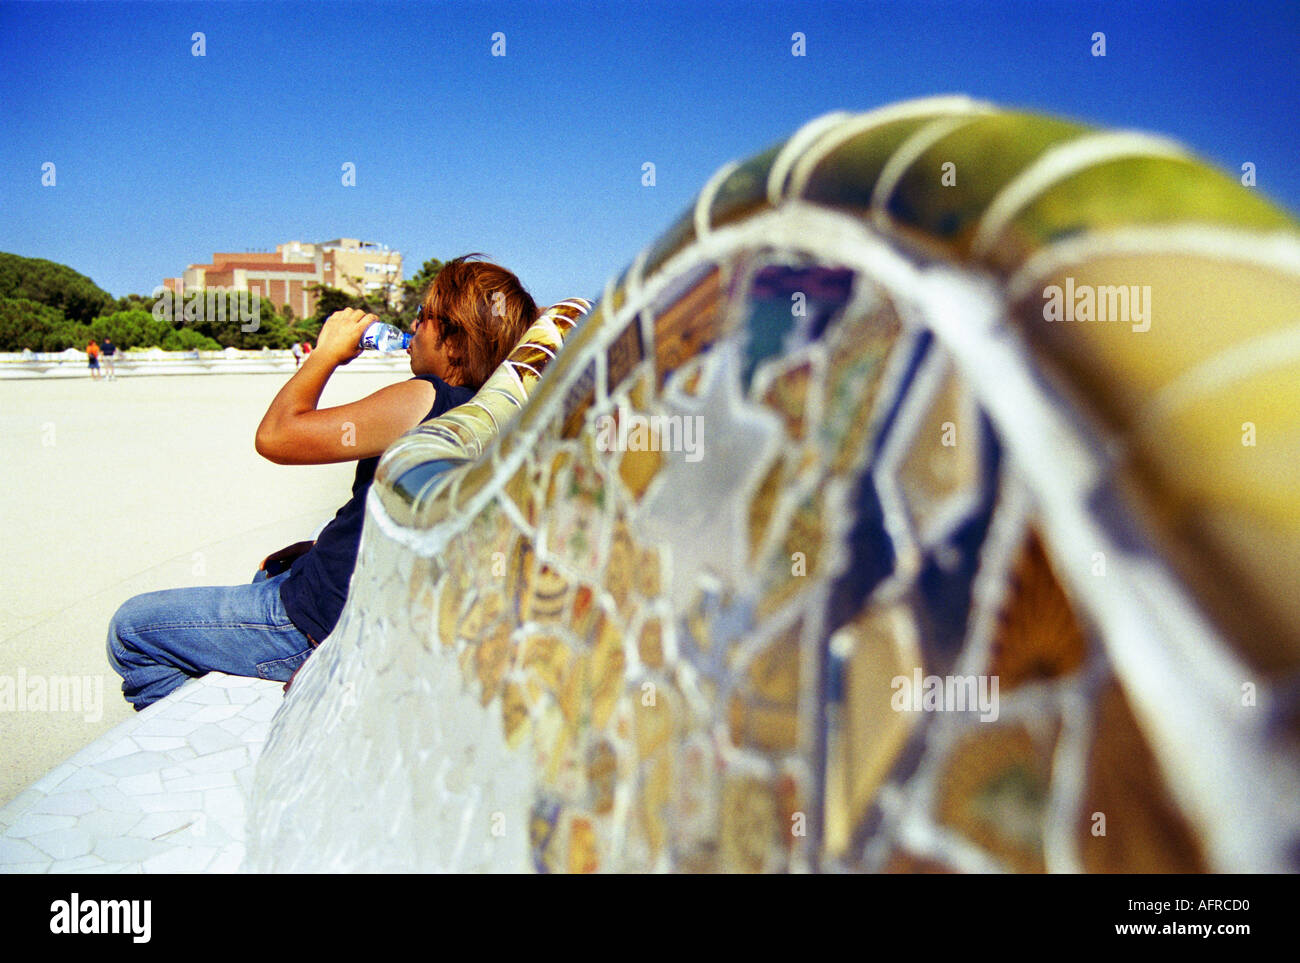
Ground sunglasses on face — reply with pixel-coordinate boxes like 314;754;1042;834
415;306;459;336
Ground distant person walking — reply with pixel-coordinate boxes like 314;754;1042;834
291;341;303;368
86;339;101;380
101;337;117;380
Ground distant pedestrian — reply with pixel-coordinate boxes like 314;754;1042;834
291;341;303;368
102;337;117;380
86;340;101;379
301;340;312;360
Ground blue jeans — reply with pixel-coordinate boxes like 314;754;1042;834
106;569;315;710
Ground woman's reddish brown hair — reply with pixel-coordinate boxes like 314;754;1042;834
421;254;539;388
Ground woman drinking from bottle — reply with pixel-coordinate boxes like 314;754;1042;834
106;255;538;709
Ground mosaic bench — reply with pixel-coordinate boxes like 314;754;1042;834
248;96;1300;873
10;95;1300;874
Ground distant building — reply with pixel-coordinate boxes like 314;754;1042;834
162;239;403;318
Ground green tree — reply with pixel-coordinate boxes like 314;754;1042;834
0;253;114;322
289;317;323;345
308;284;364;322
156;290;277;349
40;318;92;352
242;299;295;349
0;297;68;350
114;293;156;314
161;327;221;351
89;309;173;350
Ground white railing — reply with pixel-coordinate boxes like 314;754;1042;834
0;349;412;378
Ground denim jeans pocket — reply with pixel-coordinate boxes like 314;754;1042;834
256;647;314;682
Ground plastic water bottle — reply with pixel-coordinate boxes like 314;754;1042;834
360;322;412;352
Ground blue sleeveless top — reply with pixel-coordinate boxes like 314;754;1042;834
279;374;477;642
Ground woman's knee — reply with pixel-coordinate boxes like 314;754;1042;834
107;599;135;666
106;592;164;664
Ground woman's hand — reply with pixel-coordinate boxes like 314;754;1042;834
314;308;376;367
256;302;436;465
259;540;316;574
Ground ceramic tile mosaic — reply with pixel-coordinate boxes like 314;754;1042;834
117;96;1300;872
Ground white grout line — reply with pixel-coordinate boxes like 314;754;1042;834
970;131;1192;259
1006;224;1300;304
869;114;987;231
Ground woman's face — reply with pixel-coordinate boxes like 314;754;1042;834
408;309;456;383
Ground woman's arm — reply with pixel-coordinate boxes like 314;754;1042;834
254;308;436;465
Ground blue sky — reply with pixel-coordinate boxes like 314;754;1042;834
1;0;1296;307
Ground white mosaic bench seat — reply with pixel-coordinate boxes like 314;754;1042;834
0;673;282;873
